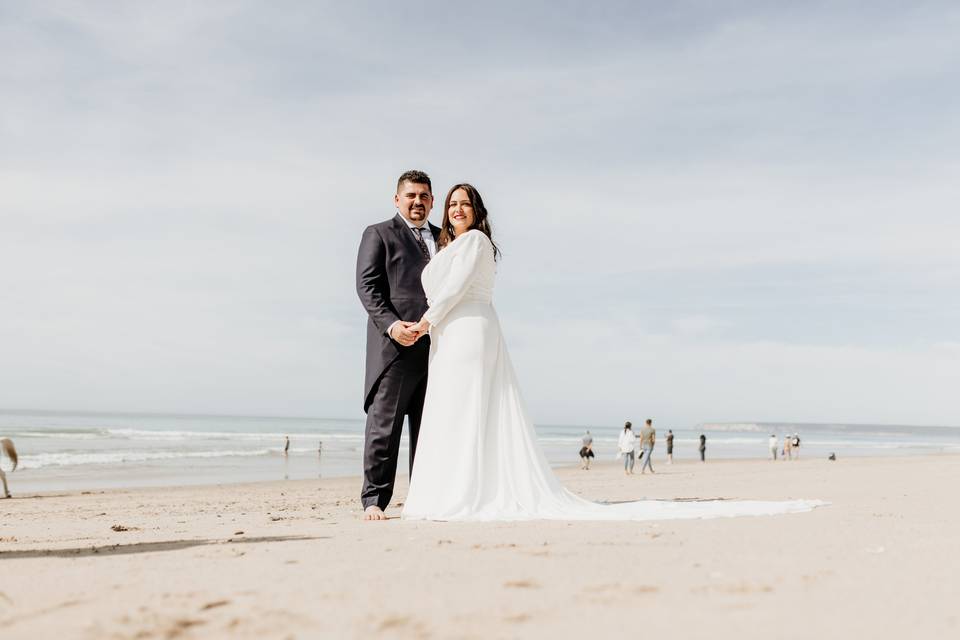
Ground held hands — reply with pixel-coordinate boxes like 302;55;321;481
407;318;431;338
389;321;419;347
389;319;432;347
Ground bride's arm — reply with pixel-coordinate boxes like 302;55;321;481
416;231;490;331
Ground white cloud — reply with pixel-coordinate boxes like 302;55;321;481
506;315;960;426
671;316;721;336
1;1;958;425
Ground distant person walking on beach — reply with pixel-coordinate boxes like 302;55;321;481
784;434;793;460
639;419;656;474
579;430;595;470
284;436;290;456
618;422;637;475
666;430;674;464
698;434;706;462
769;434;778;460
791;434;801;459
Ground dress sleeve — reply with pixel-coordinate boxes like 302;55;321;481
422;230;489;327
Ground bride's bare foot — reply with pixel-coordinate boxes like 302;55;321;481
364;505;387;521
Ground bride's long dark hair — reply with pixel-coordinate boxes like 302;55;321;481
438;183;501;260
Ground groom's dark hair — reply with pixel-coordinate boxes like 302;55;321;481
396;170;432;193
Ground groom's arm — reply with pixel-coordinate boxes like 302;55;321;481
356;226;401;335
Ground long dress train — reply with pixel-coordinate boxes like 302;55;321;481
402;230;823;521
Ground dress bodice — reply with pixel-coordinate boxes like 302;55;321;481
421;230;496;326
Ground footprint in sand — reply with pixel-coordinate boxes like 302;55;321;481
376;614;430;636
503;580;540;589
503;613;531;623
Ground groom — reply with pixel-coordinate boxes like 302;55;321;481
356;170;439;520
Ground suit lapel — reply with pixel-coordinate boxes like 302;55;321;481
391;214;439;258
390;214;420;255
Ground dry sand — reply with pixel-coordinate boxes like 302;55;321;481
1;454;957;639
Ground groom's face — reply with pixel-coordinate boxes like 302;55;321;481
395;181;433;226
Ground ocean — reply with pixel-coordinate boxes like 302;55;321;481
2;410;958;493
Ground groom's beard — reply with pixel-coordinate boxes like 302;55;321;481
407;207;427;222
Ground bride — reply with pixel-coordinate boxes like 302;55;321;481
402;184;821;521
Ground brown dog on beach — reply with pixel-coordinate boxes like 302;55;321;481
1;438;18;498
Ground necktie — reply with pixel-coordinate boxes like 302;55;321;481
412;226;431;260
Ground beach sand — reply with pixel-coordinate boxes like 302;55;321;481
1;454;957;639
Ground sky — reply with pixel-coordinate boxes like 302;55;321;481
1;1;958;427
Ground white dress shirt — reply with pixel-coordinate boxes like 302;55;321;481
402;217;437;258
387;217;437;339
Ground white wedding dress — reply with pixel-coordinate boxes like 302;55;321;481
402;230;822;521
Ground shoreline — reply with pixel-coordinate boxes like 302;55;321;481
5;450;957;499
7;409;958;497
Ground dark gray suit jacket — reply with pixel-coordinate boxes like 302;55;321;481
356;214;440;412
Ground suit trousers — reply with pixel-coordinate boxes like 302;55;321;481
361;353;428;510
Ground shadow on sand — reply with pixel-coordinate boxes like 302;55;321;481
0;535;328;560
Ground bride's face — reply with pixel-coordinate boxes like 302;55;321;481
448;188;475;236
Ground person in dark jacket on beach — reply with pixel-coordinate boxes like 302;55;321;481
356;170;441;520
698;434;706;462
579;430;595;470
